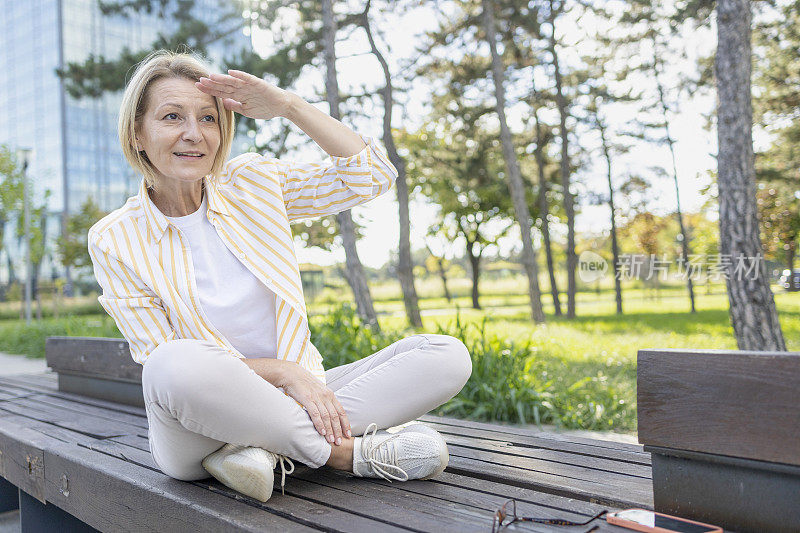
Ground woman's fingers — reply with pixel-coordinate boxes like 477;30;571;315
209;71;245;88
197;77;236;95
323;398;343;444
306;402;327;438
222;98;244;112
227;69;261;83
318;399;335;443
332;397;352;439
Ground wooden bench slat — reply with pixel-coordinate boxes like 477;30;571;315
638;349;800;466
289;466;601;531
2;411;405;532
447;454;653;509
0;375;147;418
441;433;652;477
43;441;318;532
90;440;414;532
0;398;140;439
22;393;148;430
104;422;636;528
446;442;651;495
431;471;611;516
421;418;649;465
46;337;141;383
270;472;484;533
0;414;50;503
0;373;58;388
420;414;646;455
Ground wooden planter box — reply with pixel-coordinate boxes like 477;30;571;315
637;349;800;533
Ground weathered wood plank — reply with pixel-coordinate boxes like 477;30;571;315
446;439;649;480
447;443;650;499
430;471;612;516
420;414;646;455
87;440;413;532
271;474;483;533
0;373;58;387
42;441;319;532
58;373;146;407
287;465;584;533
447;453;653;509
638;349;800;465
441;432;651;477
19;393;148;431
422;419;648;467
0;375;146;418
45;337;141;382
0;398;139;439
0;415;52;503
101;428;634;531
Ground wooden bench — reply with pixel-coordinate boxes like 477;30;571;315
638;349;800;532
0;337;653;532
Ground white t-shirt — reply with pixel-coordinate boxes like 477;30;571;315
164;189;278;359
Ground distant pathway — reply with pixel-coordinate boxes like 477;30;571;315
0;352;47;376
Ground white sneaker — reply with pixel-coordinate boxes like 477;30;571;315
352;422;449;482
201;443;295;502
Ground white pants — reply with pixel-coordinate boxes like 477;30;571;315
141;334;472;480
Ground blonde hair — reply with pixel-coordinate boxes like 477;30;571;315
118;48;235;189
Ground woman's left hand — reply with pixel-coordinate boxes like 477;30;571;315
195;70;293;120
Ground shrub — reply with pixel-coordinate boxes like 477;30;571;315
309;303;406;368
430;314;635;431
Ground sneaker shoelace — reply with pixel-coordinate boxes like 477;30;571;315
273;453;295;495
360;422;410;482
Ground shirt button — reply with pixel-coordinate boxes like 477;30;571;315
238;252;246;259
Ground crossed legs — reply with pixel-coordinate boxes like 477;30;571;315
142;334;472;481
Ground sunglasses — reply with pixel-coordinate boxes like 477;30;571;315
491;499;608;533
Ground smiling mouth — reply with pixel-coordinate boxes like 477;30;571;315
174;153;205;159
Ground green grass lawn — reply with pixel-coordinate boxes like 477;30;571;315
1;278;797;434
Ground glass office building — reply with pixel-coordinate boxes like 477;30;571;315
0;0;251;293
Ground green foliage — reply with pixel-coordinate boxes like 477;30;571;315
428;314;634;431
308;303;406;368
0;296;103;321
56;195;108;271
0;144;54;275
0;314;119;358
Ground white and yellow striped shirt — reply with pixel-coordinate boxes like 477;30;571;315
88;133;398;387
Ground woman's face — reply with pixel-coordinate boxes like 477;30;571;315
135;76;221;188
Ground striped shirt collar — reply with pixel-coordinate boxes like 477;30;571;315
138;175;232;243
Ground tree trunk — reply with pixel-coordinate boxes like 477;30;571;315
426;242;452;302
35;278;42;320
786;242;796;272
483;0;545;323
321;0;380;331
598;117;623;314
533;110;561;315
467;240;482;310
6;252;16;285
54;282;60;319
716;0;786;350
360;7;422;328
653;46;696;313
549;0;576;318
438;258;452;302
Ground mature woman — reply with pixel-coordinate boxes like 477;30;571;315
87;50;472;502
